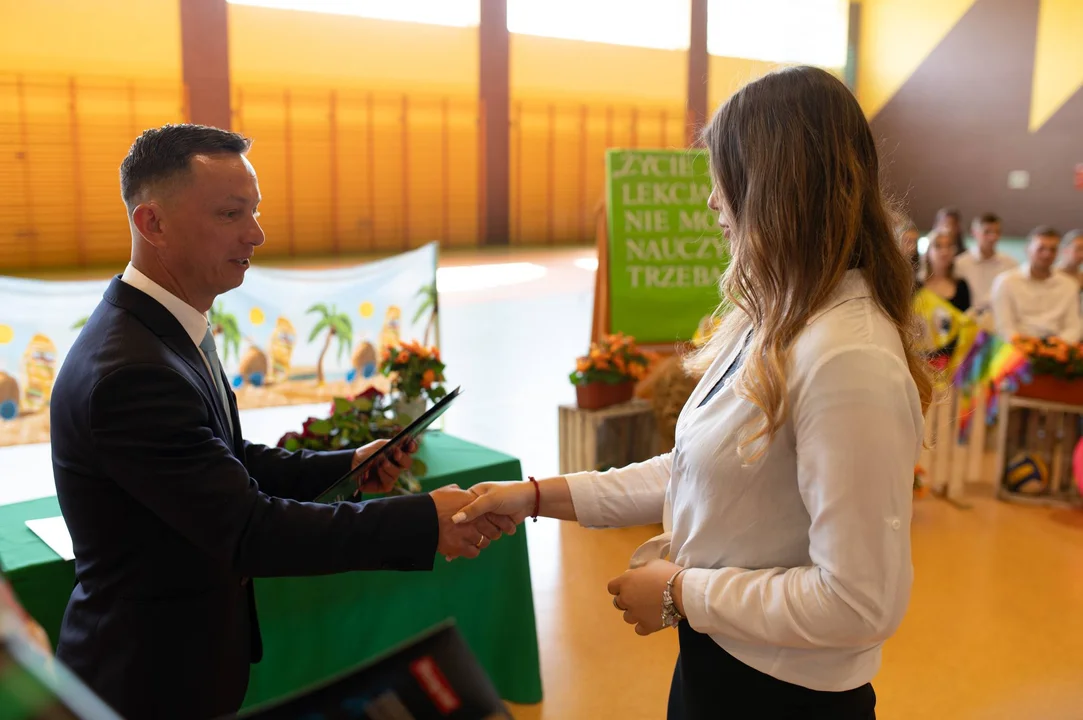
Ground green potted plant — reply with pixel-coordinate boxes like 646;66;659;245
569;333;650;410
276;387;426;494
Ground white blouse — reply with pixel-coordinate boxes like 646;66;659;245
566;271;924;692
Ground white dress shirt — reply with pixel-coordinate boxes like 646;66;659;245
990;265;1083;343
565;271;923;692
955;248;1019;314
119;263;216;376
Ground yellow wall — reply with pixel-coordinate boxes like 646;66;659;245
227;5;477;95
227;5;481;256
0;0;182;80
1029;0;1083;131
0;0;184;269
707;55;784;114
855;0;977;119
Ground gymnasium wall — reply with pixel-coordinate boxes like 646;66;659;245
0;0;185;269
2;1;820;271
859;0;1083;236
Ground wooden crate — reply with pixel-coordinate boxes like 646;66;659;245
994;393;1083;507
558;400;658;475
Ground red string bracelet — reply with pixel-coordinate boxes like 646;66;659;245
528;476;540;522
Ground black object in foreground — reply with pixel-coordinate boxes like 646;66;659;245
315;386;463;504
239;622;510;720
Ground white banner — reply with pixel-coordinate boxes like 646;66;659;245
0;243;438;446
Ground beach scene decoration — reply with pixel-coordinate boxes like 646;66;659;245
0;242;439;446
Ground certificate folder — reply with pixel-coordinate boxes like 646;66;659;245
315;386;462;504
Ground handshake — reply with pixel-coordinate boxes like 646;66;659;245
354;438;540;561
429;482;534;561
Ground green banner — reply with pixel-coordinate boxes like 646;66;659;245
605;149;729;344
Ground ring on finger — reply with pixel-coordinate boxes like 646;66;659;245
475;537;486;548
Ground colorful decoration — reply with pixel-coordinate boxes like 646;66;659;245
912;287;979;381
952;332;1031;442
268;316;297;384
20;334;57;412
0;244;437;447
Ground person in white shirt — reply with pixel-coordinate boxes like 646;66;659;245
991;226;1083;343
1056;228;1083;290
452;66;929;720
954;213;1019;316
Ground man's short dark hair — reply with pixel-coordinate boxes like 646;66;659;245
973;212;1000;226
120;124;251;211
1028;225;1060;242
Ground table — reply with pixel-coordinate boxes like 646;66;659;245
0;431;543;708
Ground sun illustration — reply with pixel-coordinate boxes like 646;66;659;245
249;307;265;326
359;301;374;319
0;325;13;345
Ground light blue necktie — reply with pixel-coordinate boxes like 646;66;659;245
199;326;235;442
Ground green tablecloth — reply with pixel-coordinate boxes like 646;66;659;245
0;432;543;708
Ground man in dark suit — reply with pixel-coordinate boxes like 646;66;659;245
49;124;509;719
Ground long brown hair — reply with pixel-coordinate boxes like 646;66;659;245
685;65;932;461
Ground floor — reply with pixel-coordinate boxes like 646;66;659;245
7;246;1083;718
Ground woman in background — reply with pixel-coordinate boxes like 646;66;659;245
454;65;928;719
921;231;972;312
932;207;967;255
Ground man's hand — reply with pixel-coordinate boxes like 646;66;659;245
351;438;418;494
430;485;519;561
607;559;683;636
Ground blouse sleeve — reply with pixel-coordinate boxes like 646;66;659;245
679;346;921;649
564;453;672;529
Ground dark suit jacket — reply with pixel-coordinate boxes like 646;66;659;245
50;277;439;719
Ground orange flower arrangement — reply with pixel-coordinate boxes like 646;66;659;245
1011;334;1083;380
380;340;447;403
569;333;650;386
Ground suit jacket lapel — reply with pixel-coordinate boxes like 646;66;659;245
103;277;236;447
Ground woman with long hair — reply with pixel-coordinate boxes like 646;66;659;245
921;231;972;312
453;66;930;719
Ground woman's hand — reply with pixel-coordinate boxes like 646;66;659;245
608;559;683;636
451;481;535;527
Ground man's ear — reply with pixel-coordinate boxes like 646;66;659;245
132;202;167;249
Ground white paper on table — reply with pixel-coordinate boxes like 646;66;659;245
25;516;75;561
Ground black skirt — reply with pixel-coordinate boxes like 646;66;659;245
667;622;876;720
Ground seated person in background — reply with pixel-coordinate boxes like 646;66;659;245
954;212;1018;315
927;206;966;256
919;231;971;312
991;226;1082;343
1056;228;1083;289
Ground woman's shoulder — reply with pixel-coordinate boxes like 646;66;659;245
791;297;908;381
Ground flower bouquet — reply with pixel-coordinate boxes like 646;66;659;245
1010;335;1083;405
379;340;447;420
569;333;650;410
276;387;425;494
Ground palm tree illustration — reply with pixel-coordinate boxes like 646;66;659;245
413;281;439;347
307;303;353;385
209;303;242;364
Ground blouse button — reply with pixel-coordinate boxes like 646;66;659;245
890;518;901;530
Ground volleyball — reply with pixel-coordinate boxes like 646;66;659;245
1003;452;1050;495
